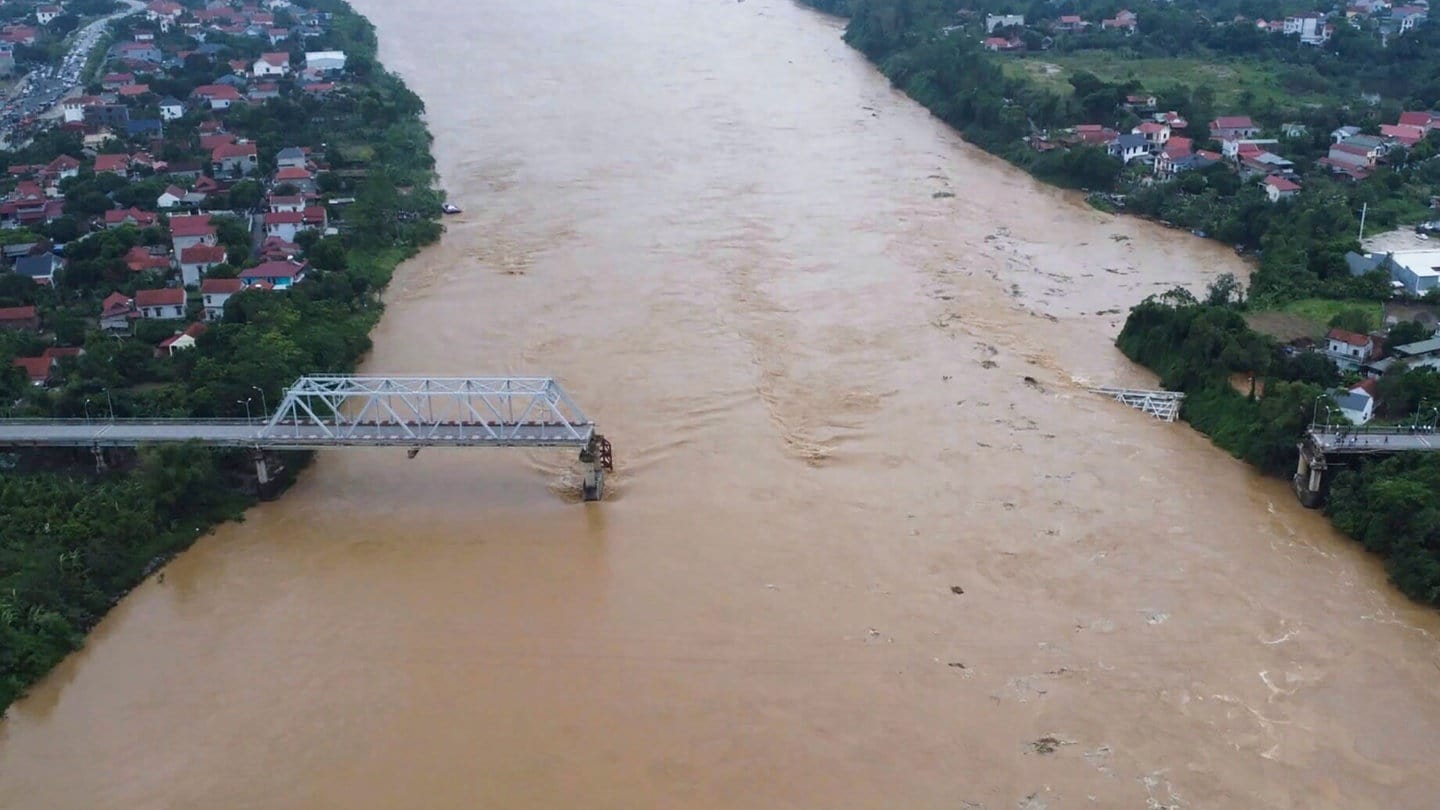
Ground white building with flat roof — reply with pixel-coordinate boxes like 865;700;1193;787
1386;249;1440;295
304;50;346;72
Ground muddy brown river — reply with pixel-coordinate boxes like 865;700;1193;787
3;1;1440;807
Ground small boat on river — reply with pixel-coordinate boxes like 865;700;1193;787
442;203;462;215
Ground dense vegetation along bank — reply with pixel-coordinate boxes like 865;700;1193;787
801;0;1440;306
0;0;444;712
1117;284;1440;605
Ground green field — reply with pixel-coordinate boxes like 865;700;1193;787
1280;298;1385;327
1002;53;1338;110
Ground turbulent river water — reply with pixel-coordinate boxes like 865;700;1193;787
3;1;1440;807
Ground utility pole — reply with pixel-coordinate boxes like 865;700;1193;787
1358;201;1368;244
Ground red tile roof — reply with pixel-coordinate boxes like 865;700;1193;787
0;305;37;322
134;288;185;308
200;277;243;294
1328;328;1370;347
168;214;213;237
94;154;130;173
180;244;227;264
100;291;135;318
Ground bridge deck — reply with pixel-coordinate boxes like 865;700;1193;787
1309;428;1439;454
0;420;594;449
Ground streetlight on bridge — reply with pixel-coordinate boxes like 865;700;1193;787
237;398;253;425
252;386;268;420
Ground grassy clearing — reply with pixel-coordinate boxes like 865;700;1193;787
1002;53;1337;110
1281;298;1384;327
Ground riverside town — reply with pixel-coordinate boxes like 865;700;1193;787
0;0;442;710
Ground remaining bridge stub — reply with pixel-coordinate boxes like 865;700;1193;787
0;374;613;501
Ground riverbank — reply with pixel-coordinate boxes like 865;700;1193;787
801;0;1440;307
0;0;443;713
1116;293;1440;604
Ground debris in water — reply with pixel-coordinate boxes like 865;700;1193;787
950;585;965;595
1028;735;1067;754
948;661;967;669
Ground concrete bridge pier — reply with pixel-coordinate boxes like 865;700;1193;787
249;449;285;500
579;434;614;502
1293;441;1327;509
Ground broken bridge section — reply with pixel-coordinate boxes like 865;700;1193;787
0;375;615;500
1088;386;1185;422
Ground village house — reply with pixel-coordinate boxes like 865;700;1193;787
263;210;304;241
99;291;138;331
134;287;186;319
13;254;61;286
157;322;207;356
157;184;206;209
0;304;39;331
240;259;307;289
259;235;301;261
1102;9;1138;31
101;72;135;91
984;13;1024;32
191;84;243;110
168;214;217;253
159;96;185;120
981;36;1023;51
302;205;327;231
1263;175;1301;202
178;243;226;286
124;245;172;274
1283;13;1333;44
1325;327;1382;368
1052;15;1087;32
1123;94;1158;112
1209;116;1259;141
268;194;304;213
12;347;83;387
274;166;316;193
1108;133;1151;164
1133;121;1170;150
0;181;57;228
304;50;346;72
1332;379;1377;424
1393;4;1428;32
104;207;158;229
35;6;62;25
275;146;308;170
200;276;243;320
212;141;258;177
1331;125;1361;143
94;153;130;175
145;0;183;29
117;41;163;63
252;51;290;77
0;24;38;46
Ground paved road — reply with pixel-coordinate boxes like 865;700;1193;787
1310;429;1440;453
0;0;145;145
0;420;594;449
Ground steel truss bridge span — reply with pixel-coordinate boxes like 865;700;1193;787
0;375;615;500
